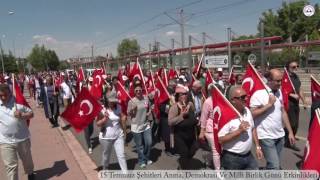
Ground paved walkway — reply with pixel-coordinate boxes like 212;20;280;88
0;93;95;180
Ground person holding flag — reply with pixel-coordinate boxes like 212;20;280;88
40;75;60;128
218;86;263;170
127;83;153;168
0;83;35;180
250;69;295;169
284;60;307;151
96;92;128;172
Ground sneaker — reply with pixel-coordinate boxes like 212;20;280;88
88;148;93;154
147;160;153;165
139;163;146;168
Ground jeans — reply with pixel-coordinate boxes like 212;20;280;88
84;122;94;149
221;150;258;170
0;139;34;180
132;128;152;165
99;137;127;172
259;137;284;169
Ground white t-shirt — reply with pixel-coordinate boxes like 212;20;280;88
60;82;72;99
99;107;124;140
250;88;284;139
218;107;254;155
0;97;32;144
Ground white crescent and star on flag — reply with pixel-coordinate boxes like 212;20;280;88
242;77;254;92
213;106;222;130
78;100;93;116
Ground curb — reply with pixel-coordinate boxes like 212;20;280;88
57;119;99;180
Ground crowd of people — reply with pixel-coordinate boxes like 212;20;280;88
0;59;319;180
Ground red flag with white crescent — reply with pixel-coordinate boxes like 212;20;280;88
242;63;267;105
281;68;296;111
61;87;102;132
211;84;240;154
311;76;320;103
302;108;320;173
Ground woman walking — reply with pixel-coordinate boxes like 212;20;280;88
168;85;198;169
96;92;127;172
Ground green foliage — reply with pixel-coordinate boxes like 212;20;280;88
259;1;320;42
58;60;70;70
27;44;60;71
2;51;18;73
117;38;140;57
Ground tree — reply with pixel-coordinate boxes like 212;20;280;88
46;50;60;71
259;1;320;42
3;51;18;73
117;38;140;57
58;60;70;70
27;44;60;71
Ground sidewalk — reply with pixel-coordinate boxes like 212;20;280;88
0;95;94;180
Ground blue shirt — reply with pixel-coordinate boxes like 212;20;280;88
0;96;32;144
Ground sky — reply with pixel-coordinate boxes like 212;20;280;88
0;0;318;60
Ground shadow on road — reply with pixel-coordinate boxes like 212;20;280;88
293;153;303;169
34;160;68;179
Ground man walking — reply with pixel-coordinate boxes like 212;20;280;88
0;84;35;180
250;69;295;169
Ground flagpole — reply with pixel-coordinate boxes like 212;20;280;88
196;54;204;75
12;74;17;109
311;75;320;87
136;57;148;93
117;81;132;100
150;70;156;91
157;73;171;100
228;66;234;82
248;62;269;92
284;67;297;94
207;69;216;84
212;83;242;118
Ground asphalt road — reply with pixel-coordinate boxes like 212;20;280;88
61;106;312;170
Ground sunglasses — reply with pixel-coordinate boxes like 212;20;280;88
290;65;299;69
179;92;188;96
135;89;142;92
233;95;247;101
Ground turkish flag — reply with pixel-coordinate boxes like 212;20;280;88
77;67;85;82
205;69;215;88
154;74;170;119
13;79;31;126
116;82;131;115
168;68;178;81
128;60;147;96
90;69;103;99
146;71;156;94
242;63;267;105
117;69;124;85
157;68;168;87
228;66;236;85
302;109;320;173
61;87;102;132
192;54;204;78
281;68;295;111
311;76;320;103
211;84;240;154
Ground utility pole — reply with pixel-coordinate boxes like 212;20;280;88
0;40;4;75
202;32;206;55
189;35;192;67
180;9;185;48
227;27;232;72
91;44;94;68
260;21;265;72
164;9;185;49
171;39;175;69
